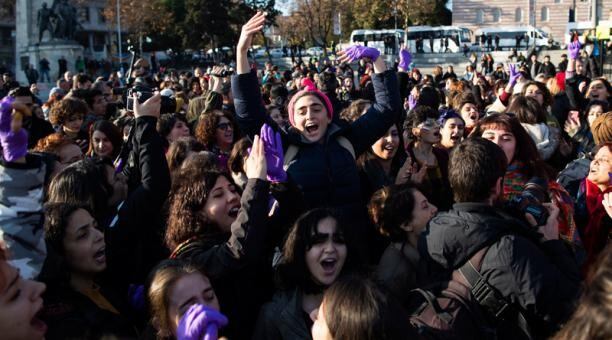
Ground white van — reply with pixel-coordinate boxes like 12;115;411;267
473;26;556;50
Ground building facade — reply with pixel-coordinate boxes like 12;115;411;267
452;0;612;45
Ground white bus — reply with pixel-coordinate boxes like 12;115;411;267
404;26;473;53
348;29;404;55
473;26;556;50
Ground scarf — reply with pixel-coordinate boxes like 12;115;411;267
504;161;579;245
582;179;612;267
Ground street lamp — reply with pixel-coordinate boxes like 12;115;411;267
116;0;124;77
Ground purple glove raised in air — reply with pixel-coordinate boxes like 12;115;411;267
508;64;521;87
0;96;28;162
399;48;412;71
260;123;287;183
408;94;418;110
177;304;228;340
341;45;380;63
568;41;581;60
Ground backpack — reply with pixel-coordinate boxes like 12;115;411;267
407;245;533;340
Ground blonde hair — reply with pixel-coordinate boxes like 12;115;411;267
546;77;562;96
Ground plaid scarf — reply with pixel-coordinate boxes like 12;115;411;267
504;161;579;245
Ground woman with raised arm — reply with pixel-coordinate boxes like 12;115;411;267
232;12;401;255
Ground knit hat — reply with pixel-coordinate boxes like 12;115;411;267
591;112;612;145
287;78;333;127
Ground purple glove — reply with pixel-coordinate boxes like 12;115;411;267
342;45;380;63
568;41;581;60
508;64;521;87
260;123;287;183
177;304;228;340
399;48;412;70
408;94;417;110
0;96;28;162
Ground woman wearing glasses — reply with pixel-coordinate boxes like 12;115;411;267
195;110;237;171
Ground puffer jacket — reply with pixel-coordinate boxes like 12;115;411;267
233;69;400;209
252;288;311;340
419;203;581;339
233;69;400;255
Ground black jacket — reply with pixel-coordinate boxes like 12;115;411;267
41;283;138;340
174;179;274;340
24;114;54;148
253;288;311;340
104;116;171;293
419;203;581;339
541;62;556;77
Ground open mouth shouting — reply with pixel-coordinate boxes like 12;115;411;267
228;205;240;219
31;305;48;335
319;256;339;278
304;121;320;137
93;245;106;266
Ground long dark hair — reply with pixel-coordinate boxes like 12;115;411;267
47;158;115;222
277;208;360;294
87;120;123;160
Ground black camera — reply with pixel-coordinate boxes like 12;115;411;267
505;177;550;227
126;84;176;114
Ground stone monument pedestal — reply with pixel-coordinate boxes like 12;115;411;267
15;0;84;85
17;42;83;84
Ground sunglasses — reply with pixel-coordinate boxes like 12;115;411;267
217;122;232;131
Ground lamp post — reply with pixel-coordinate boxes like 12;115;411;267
116;0;124;77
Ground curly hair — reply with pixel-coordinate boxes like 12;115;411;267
194;110;235;149
48;97;88;126
165;167;235;251
33;133;75;155
339;99;371;123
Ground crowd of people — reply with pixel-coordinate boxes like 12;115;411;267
0;11;611;340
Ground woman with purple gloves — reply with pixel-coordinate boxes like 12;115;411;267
165;125;293;339
232;12;401;258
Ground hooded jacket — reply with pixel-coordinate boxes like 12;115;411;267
419;203;581;339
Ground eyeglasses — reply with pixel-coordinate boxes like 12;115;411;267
217;122;232;131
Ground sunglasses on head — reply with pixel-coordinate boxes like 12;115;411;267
217;122;232;131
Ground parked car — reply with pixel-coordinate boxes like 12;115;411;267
306;46;325;56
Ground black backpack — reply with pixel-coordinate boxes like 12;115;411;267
407;245;533;340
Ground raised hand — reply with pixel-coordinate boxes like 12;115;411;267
568;41;581;60
237;11;267;53
260;124;287;183
177;304;228;340
408;94;418;110
133;92;161;118
246;134;267;180
0;96;29;162
336;45;381;64
508;63;520;86
398;45;412;71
